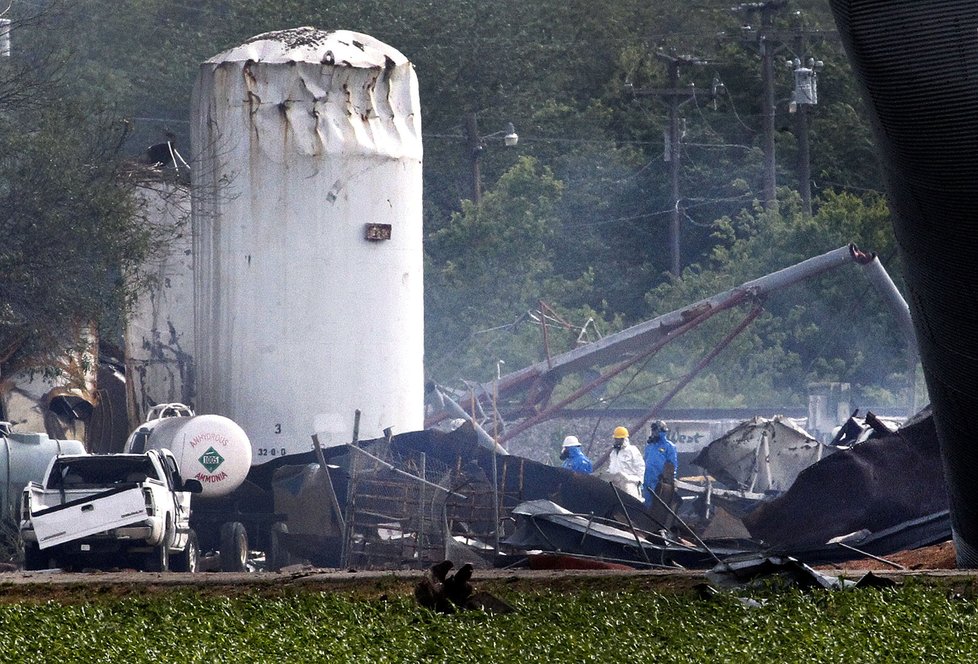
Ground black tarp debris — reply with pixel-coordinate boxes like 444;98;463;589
504;498;761;568
706;554;897;591
743;407;948;550
828;409;899;448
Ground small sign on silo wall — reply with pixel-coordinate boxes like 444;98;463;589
191;28;424;462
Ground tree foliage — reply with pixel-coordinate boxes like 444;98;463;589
0;5;160;372
641;191;908;408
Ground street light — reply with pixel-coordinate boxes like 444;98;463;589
464;113;518;203
500;123;520;147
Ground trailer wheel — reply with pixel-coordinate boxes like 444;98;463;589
144;519;173;572
23;543;48;571
219;521;248;572
172;529;199;573
267;521;291;571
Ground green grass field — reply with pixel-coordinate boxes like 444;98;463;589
1;581;976;663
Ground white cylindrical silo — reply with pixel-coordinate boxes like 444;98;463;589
191;28;424;463
126;182;195;425
0;18;11;58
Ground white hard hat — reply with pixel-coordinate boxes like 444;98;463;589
562;435;581;448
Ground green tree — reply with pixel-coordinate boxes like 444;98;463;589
0;7;160;374
11;0;900;407
426;156;575;382
640;190;907;408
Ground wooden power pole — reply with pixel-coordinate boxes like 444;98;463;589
464;112;483;204
632;53;711;276
734;0;789;211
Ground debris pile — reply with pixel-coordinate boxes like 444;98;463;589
743;407;948;550
253;407;951;572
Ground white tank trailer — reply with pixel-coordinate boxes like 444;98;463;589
124;404;251;499
124;404;272;571
191;28;425;464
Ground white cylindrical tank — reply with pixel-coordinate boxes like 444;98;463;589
191;28;424;463
125;405;252;498
0;426;85;522
0;18;11;58
125;182;194;423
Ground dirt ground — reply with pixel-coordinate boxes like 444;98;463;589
0;540;961;604
823;540;957;571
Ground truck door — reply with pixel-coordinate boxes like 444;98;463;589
160;452;192;533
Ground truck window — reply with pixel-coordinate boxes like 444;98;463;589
47;457;160;489
162;454;183;490
129;428;150;453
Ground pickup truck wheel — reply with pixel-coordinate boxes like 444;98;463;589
171;529;199;573
219;521;248;572
145;520;173;572
23;543;48;571
267;521;291;571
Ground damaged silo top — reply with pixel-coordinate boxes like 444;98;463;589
196;27;421;159
215;26;409;68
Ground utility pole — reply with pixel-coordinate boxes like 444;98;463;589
794;82;811;215
760;27;777;210
734;3;834;215
734;1;788;211
463;113;519;204
663;53;684;277
758;1;786;211
631;53;711;276
464;112;483;204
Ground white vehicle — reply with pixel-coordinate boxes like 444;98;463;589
20;449;202;572
124;404;292;572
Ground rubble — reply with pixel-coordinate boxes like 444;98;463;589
743;407;948;550
691;415;830;494
193;406;952;573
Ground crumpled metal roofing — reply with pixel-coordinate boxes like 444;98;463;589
693;415;828;493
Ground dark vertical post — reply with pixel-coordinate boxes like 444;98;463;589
667;60;682;276
795;32;813;217
465;112;482;203
796;104;812;216
760;31;778;210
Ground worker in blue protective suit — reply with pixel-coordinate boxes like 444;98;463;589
559;435;593;474
642;420;678;507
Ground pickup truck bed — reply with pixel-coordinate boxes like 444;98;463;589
20;450;202;572
30;485;156;549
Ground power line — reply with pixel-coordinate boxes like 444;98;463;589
424;132;658;147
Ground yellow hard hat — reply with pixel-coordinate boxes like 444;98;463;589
613;426;629;439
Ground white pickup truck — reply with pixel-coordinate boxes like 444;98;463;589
20;449;202;572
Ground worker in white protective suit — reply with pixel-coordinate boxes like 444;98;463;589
607;426;645;500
